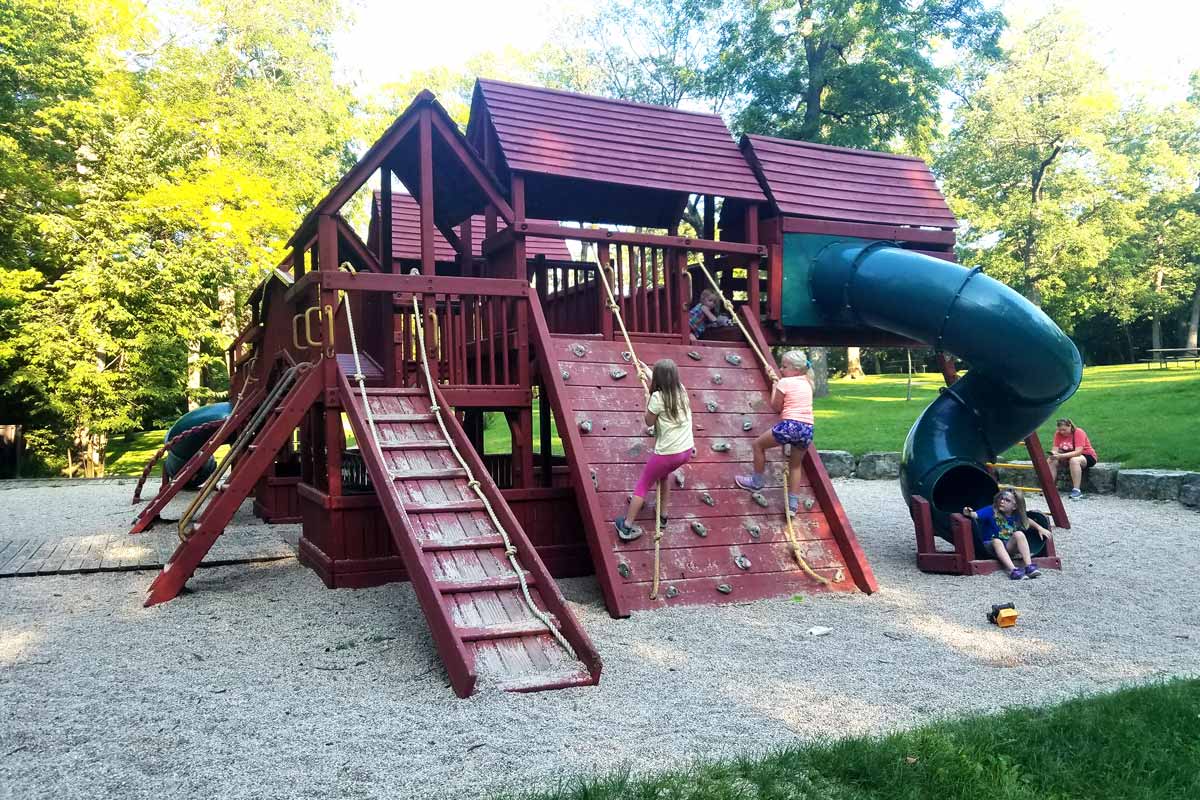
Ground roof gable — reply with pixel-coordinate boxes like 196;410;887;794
741;134;957;230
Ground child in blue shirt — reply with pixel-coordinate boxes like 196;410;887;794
963;488;1052;580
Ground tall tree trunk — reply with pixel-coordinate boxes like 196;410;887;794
809;347;829;398
1151;266;1166;351
1187;279;1199;351
846;347;864;379
187;342;203;411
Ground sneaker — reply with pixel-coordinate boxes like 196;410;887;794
788;494;800;514
1069;488;1082;500
1009;568;1025;581
614;517;642;542
735;474;765;492
1025;564;1041;579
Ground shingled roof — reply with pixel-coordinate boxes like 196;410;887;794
368;192;572;263
740;135;957;229
467;79;766;227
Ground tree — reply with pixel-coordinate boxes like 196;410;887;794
715;0;1004;152
936;12;1124;321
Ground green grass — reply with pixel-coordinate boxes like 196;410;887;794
498;679;1200;800
106;429;231;476
814;364;1200;471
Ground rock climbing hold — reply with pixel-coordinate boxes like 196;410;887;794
617;562;631;578
744;522;761;539
645;426;655;437
804;497;815;511
569;343;588;358
579;420;593;433
725;353;742;366
700;492;715;507
735;555;751;571
711;442;731;453
561;370;570;381
610;368;628;380
834;568;845;583
716;583;733;594
665;585;679;598
621;351;633;362
711;374;723;385
742;419;753;431
690;521;708;537
751;492;769;508
687;351;702;361
674;471;685;489
705;401;719;413
590;470;598;490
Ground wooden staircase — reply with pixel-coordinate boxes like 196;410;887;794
337;367;601;697
531;319;878;617
144;364;323;606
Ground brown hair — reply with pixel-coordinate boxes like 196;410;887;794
650;359;688;421
993;487;1029;529
1055;418;1075;432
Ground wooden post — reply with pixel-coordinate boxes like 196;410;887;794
483;113;498;239
419;110;435;276
379;163;393;272
538;383;552;487
598;243;613;340
745;204;760;317
1024;433;1070;529
459;217;473;276
677;249;691;345
324;404;343;498
703;195;715;240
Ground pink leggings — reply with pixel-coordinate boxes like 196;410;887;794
633;449;692;498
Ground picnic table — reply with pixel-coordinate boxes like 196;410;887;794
1140;347;1200;369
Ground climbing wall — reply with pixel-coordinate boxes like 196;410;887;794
541;334;877;617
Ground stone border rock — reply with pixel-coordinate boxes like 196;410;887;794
0;476;141;490
816;450;1200;509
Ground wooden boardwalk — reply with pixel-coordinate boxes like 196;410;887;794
0;531;293;579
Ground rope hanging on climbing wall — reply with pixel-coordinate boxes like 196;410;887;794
407;295;576;657
591;258;668;599
691;260;833;586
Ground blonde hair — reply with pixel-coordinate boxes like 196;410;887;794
781;350;808;370
699;288;719;304
993;487;1029;529
649;359;689;421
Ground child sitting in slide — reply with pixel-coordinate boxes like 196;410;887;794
963;487;1052;580
735;350;813;513
688;288;733;341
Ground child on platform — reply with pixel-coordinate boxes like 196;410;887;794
962;487;1052;580
735;350;814;513
613;359;694;541
688;288;733;341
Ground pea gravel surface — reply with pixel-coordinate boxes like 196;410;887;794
2;479;1197;799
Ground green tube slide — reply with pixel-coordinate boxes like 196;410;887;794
808;240;1082;535
163;402;230;488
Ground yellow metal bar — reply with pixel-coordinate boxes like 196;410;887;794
987;462;1034;469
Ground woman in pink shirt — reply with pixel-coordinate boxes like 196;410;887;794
736;350;814;513
1047;418;1097;500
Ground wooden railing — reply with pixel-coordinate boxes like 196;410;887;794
530;261;600;335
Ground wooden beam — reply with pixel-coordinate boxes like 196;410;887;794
482;222;767;258
781;216;956;246
288;270;532;301
459;217;473;274
703;195;715;240
379;164;393;271
745;203;760;316
419;110;435;276
335;215;383;274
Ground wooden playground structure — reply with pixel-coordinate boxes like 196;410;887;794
130;80;1071;696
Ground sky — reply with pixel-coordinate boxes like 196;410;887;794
334;0;1200;103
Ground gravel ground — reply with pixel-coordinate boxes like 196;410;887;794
1;480;1198;799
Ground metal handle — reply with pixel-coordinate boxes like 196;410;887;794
303;306;322;347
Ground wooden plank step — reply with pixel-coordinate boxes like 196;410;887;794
457;617;561;642
389;467;468;481
371;413;434;423
436;573;533;594
363;388;425;396
404;499;486;513
380;440;450;451
494;666;594;693
420;535;506;552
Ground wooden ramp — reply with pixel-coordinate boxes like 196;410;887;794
536;331;877;618
338;370;601;697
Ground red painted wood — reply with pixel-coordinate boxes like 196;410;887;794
145;365;323;606
130;384;265;535
1023;433;1070;530
780;216;956;246
488;222;766;258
